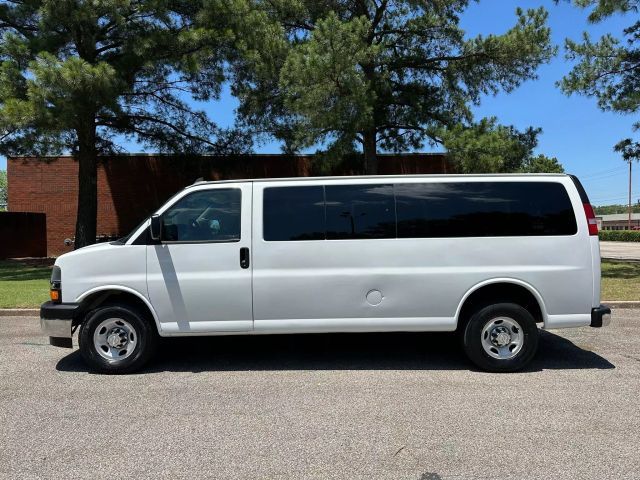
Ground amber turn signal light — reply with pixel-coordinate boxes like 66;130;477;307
50;289;60;302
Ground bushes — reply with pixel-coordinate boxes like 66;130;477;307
599;230;640;242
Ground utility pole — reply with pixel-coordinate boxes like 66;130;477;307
629;159;633;230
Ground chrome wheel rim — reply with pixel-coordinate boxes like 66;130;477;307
93;318;138;362
481;316;524;360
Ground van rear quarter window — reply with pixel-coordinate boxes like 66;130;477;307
263;181;577;241
395;182;577;237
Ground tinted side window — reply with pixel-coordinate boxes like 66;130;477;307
162;189;241;242
325;184;395;239
395;182;576;238
263;186;325;241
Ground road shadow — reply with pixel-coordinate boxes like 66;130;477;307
56;329;614;374
0;259;52;281
601;259;640;278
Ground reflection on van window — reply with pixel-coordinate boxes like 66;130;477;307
263;186;325;241
162;189;241;242
325;184;395;239
395;182;577;237
262;181;577;241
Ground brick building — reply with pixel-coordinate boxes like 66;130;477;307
7;153;450;256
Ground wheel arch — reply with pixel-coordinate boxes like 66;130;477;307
75;286;161;334
455;278;548;330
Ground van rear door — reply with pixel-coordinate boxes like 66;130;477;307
569;174;602;308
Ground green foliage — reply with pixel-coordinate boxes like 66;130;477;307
437;117;564;173
217;0;556;172
0;1;246;246
525;154;565;173
570;0;639;22
0;169;6;209
279;13;377;152
599;230;640;242
560;0;640;161
0;1;242;157
594;204;640;214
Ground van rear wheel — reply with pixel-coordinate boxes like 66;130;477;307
78;303;158;374
462;303;538;372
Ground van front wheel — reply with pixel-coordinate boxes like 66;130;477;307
462;303;539;372
78;304;158;374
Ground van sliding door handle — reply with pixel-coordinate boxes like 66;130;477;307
239;247;250;269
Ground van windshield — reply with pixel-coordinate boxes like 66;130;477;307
112;187;194;245
112;217;149;245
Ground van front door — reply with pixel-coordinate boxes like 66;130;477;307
146;184;253;334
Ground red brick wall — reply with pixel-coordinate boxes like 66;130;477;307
8;153;450;256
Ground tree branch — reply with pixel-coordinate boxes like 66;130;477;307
99;114;217;147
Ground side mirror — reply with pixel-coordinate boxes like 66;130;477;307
150;214;162;241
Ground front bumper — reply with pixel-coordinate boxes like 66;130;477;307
40;301;80;348
591;304;612;328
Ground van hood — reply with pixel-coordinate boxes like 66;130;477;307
55;241;119;265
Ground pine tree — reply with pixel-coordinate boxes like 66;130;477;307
215;0;556;173
0;0;244;248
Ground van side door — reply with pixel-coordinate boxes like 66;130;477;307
251;180;432;331
146;183;253;334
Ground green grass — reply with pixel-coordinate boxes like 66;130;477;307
601;260;640;301
0;260;51;308
0;259;637;308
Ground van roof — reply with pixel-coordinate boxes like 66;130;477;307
186;173;569;188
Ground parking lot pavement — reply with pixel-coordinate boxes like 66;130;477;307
600;241;640;261
1;313;639;480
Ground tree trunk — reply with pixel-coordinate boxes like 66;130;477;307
363;128;378;175
74;123;98;249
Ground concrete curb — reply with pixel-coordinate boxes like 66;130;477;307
0;309;39;317
602;301;640;309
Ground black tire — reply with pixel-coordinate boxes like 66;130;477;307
461;303;539;372
78;303;158;374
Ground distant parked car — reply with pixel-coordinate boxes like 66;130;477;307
41;173;610;373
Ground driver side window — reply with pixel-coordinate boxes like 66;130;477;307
162;189;241;242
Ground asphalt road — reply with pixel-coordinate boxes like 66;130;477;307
1;312;639;480
600;241;640;261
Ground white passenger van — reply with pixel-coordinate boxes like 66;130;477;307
41;174;611;373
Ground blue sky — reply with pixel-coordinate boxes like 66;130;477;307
1;0;637;205
460;0;638;206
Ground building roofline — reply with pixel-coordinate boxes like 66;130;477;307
597;213;640;220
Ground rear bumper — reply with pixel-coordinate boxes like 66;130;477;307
40;301;80;348
591;305;612;328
